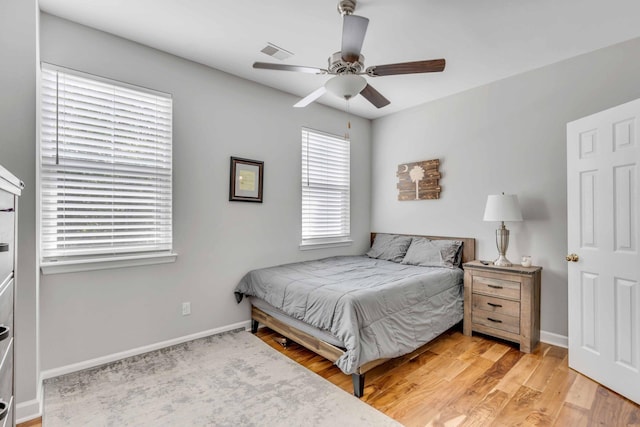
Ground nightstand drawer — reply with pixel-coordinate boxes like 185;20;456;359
473;275;520;300
472;309;520;334
472;294;520;318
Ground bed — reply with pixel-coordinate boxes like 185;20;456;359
234;233;475;397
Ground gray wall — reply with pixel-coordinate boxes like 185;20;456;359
38;14;372;371
10;6;640;414
0;0;40;410
371;36;640;337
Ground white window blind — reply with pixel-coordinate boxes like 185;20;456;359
301;128;350;244
40;64;173;261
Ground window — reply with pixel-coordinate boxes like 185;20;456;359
40;64;173;270
301;128;350;247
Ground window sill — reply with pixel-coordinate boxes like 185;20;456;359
299;240;353;251
40;252;178;275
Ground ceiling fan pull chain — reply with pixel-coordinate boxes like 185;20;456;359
345;98;351;140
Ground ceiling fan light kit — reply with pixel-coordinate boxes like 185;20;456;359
325;74;367;99
253;0;446;109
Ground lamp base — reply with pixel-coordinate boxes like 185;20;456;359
494;225;512;266
493;254;513;267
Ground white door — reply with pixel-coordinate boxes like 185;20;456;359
567;98;640;404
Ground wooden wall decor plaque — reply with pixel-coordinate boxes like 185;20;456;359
396;159;441;201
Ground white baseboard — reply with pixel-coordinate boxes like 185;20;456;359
16;397;42;424
41;320;251;380
16;368;44;424
540;330;568;348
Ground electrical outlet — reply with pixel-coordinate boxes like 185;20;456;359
182;302;191;316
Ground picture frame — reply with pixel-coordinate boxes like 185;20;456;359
229;157;264;203
396;158;441;201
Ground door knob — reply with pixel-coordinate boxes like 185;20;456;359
566;253;579;262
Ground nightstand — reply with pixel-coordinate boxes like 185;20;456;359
463;261;542;353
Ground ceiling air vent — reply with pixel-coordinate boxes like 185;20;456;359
260;43;293;61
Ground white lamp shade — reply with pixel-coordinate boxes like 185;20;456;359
324;74;367;99
483;194;523;222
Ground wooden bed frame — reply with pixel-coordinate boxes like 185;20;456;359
250;233;476;397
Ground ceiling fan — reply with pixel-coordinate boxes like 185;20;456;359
253;0;446;109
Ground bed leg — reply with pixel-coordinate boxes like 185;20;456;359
352;373;365;398
251;319;259;334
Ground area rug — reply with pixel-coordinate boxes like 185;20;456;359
44;331;401;426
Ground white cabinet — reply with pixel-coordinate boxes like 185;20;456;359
0;165;23;427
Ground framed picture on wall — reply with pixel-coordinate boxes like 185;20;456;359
229;157;264;203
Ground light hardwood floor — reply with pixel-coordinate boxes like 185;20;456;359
16;418;41;427
18;326;640;427
258;326;640;427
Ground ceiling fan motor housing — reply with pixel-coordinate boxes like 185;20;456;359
338;0;357;15
328;51;364;74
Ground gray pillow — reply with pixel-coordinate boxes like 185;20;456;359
401;238;463;268
366;234;413;263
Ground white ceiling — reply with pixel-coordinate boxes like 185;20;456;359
39;0;640;119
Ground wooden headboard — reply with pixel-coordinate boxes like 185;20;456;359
370;233;476;265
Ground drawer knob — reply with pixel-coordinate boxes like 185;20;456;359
487;284;503;289
487;302;503;308
0;400;7;421
0;208;13;212
0;243;7;253
487;317;503;323
0;325;9;342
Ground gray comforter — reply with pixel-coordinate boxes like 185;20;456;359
234;255;463;374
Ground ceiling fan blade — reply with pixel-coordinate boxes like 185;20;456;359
341;15;369;62
366;59;446;77
294;86;327;108
253;62;326;74
360;84;390;108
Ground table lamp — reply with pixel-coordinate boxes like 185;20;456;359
483;193;523;266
